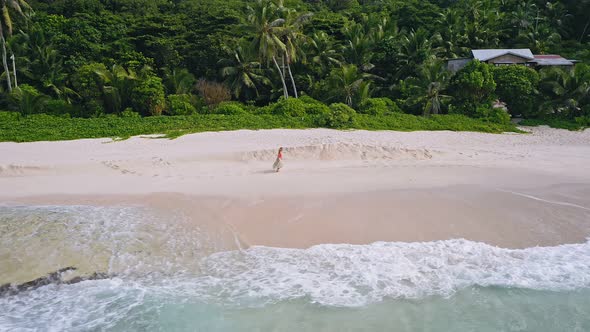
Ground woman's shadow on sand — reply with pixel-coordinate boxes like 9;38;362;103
256;170;277;174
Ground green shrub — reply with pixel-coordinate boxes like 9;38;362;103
325;103;357;128
0;111;20;121
213;101;248;115
269;96;331;119
121;108;141;118
298;96;331;115
359;97;401;115
520;116;586;130
270;98;307;117
0;112;518;143
575;116;590;128
493;65;539;118
475;105;512;125
43;99;78;117
448;102;477;116
448;60;496;116
448;102;506;121
131;75;166;116
82;100;106;118
167;94;197;115
70;63;108;117
71;63;106;101
9;85;49;115
254;104;273;115
353;113;517;133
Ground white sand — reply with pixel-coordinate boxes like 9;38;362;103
1;126;589;248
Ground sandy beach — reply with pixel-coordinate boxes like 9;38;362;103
2;127;590;331
1;127;589;250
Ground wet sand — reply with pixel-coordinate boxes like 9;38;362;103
7;180;590;250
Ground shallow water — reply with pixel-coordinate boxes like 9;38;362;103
1;205;589;331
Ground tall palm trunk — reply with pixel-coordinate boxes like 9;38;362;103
580;17;590;43
272;55;289;99
281;55;286;78
345;91;353;107
1;36;12;92
285;53;298;98
10;53;17;88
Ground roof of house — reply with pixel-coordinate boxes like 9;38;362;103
472;49;534;61
530;54;575;66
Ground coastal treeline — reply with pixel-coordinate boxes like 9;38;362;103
0;0;589;141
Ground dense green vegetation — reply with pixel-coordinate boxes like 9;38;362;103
0;0;589;141
0;98;519;142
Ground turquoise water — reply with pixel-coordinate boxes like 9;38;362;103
3;281;590;331
1;205;590;331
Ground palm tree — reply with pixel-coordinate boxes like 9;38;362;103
9;27;77;102
576;0;590;42
370;15;399;45
328;64;377;107
342;14;400;73
94;65;138;114
246;0;311;99
510;1;537;35
437;9;470;59
460;0;504;48
342;22;374;71
544;2;572;38
277;7;312;98
0;0;31;92
219;44;270;99
538;65;590;117
394;29;439;80
16;28;77;101
36;45;77;101
9;84;48;114
517;29;561;54
404;60;451;116
163;68;195;95
307;31;341;75
246;0;288;98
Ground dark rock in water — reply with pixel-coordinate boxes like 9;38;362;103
0;267;111;297
64;272;110;285
0;267;77;296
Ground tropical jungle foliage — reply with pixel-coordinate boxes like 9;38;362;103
0;0;589;141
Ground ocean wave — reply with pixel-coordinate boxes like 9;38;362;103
2;205;590;307
2;239;590;331
2;205;590;330
196;239;590;306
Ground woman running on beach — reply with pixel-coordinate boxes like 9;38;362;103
273;147;283;172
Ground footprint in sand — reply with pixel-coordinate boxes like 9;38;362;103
151;157;172;167
101;160;138;175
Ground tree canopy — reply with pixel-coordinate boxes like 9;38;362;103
0;0;587;126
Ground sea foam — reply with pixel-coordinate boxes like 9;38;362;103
2;205;590;330
2;239;590;331
196;239;590;306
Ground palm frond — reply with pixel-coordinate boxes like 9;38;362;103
2;7;13;36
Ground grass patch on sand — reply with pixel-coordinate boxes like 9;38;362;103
520;116;590;131
0;111;520;143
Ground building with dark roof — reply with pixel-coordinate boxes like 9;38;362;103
446;49;576;72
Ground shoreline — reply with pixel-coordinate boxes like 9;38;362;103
1;127;589;250
4;181;590;249
3;184;589;286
